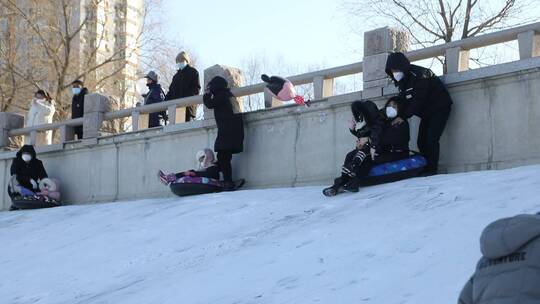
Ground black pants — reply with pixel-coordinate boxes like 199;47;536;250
333;149;373;188
148;113;162;128
74;126;83;140
418;106;451;174
217;151;233;183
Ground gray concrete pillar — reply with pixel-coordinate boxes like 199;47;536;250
445;47;470;73
0;113;24;148
313;76;334;100
203;64;244;119
83;93;112;139
518;30;540;59
363;27;410;98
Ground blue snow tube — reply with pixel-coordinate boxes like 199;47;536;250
359;154;427;186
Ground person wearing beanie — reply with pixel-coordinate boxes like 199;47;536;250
458;213;540;304
385;52;453;175
26;89;56;145
71;79;89;140
203;76;244;191
144;71;166;128
164;51;201;122
158;148;219;185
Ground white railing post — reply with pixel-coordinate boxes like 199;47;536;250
167;105;177;125
59;125;74;144
313;76;334;100
0;113;24;149
363;26;410;98
518;30;540;59
131;111;140;132
29;130;37;145
445;47;470;73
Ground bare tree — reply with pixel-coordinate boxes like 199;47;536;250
343;0;539;71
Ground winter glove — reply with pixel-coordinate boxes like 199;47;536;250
30;179;38;190
370;147;377;160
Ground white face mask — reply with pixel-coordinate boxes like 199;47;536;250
355;120;366;131
176;61;187;70
72;87;82;95
22;153;32;162
393;71;404;82
386;106;398;119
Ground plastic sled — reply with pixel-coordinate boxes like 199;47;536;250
11;196;62;210
170;176;223;197
359;154;427;186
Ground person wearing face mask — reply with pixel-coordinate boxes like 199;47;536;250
203;76;244;191
144;71;166;128
71;80;89;140
8;145;48;205
25;90;56;145
373;96;410;163
385;52;453;175
157;148;220;185
164;51;201;122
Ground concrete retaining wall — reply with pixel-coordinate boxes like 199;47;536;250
1;58;539;210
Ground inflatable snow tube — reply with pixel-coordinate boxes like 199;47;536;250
359;154;427;186
170;176;223;197
11;196;62;210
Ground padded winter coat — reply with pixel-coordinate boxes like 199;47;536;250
458;214;540;304
165;65;201;121
10;145;48;190
26;98;55;145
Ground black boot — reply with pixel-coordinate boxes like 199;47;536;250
343;178;360;193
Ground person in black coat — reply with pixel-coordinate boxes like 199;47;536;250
203;76;244;190
144;71;165;128
324;100;383;196
9;145;48;197
164;51;201;122
374;96;410;164
71;80;88;139
385;52;453;175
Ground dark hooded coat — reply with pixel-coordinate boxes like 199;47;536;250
385;52;453;119
10;145;48;190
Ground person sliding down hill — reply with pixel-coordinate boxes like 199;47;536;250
323;100;383;197
158;149;219;185
8;145;48;210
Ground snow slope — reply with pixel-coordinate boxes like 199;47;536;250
1;165;540;304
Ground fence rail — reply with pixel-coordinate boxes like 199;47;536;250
3;22;539;147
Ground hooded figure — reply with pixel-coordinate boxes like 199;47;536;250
165;51;201;122
26;90;56;145
374;96;410;163
385;52;453;175
350;100;384;146
9;145;48;193
71;80;88;139
203;76;244;190
458;214;540;304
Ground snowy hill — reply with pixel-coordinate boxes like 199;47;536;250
1;166;540;304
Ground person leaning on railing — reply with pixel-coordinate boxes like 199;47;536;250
25;89;55;146
71;80;88;140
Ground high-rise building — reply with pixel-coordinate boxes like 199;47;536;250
0;0;144;117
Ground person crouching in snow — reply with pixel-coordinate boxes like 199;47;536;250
158;149;219;185
323;100;382;196
8;145;48;209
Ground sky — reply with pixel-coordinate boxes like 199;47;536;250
159;0;363;73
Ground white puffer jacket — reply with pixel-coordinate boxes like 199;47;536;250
25;98;55;145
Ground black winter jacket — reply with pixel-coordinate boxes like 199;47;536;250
165;65;201;120
350;100;385;149
176;165;220;180
71;88;88;119
203;77;244;153
10;145;48;190
144;83;165;105
385;52;453;119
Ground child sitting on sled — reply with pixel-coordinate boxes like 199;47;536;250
158;149;220;185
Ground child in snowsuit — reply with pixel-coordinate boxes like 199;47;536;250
158;149;219;185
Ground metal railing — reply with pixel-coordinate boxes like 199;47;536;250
5;22;540;147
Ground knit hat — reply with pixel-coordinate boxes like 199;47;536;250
145;71;158;82
176;51;191;64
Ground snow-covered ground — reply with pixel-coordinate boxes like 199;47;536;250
1;165;540;304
